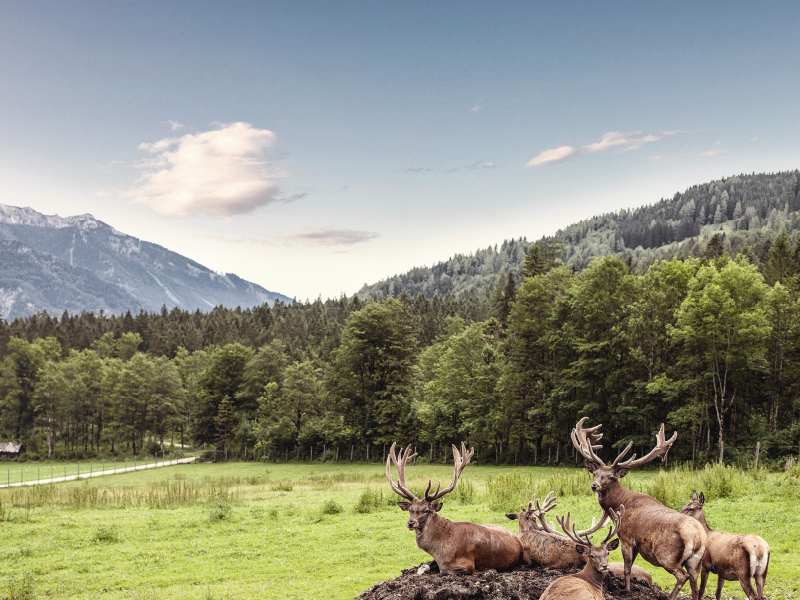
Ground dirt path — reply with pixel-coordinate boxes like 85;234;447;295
1;456;197;487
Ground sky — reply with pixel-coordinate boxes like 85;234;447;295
1;1;799;301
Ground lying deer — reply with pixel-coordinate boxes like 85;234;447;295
539;506;625;600
506;491;651;584
680;491;770;600
572;418;706;600
386;442;522;574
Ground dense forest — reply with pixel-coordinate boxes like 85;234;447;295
2;170;800;468
358;170;800;301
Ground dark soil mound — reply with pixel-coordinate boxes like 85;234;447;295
356;562;671;600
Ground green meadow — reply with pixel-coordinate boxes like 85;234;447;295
0;461;797;600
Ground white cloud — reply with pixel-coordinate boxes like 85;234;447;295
649;155;665;161
128;122;287;219
749;136;759;144
482;162;495;169
274;228;379;246
168;120;185;131
701;148;730;157
526;145;578;167
526;130;696;167
712;139;722;146
470;105;483;113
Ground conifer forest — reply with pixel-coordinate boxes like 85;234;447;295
2;171;800;470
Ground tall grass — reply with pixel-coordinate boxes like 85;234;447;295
486;469;593;511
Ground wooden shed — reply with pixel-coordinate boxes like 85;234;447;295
0;443;23;459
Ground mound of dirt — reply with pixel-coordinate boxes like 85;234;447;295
355;562;671;600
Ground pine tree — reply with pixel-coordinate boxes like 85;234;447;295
215;395;235;461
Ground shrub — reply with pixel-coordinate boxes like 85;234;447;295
354;488;384;513
0;571;36;600
91;525;119;543
451;479;476;505
321;500;343;515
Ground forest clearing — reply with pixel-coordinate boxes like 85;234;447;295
0;461;796;600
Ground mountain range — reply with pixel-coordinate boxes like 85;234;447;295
0;204;291;319
357;169;800;301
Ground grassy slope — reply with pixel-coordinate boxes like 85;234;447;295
0;462;795;600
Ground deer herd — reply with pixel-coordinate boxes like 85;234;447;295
385;418;771;600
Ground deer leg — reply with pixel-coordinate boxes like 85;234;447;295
698;567;709;599
715;575;725;600
737;574;759;600
754;571;767;600
621;545;638;592
440;560;475;575
666;567;689;600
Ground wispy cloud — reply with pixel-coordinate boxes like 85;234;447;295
649;155;666;161
749;136;759;144
273;228;379;247
701;148;730;157
128;122;288;219
469;105;483;113
526;130;696;167
482;162;495;169
168;120;185;131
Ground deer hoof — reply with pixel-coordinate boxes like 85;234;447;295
416;564;431;575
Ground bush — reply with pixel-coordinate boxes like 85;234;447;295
451;479;476;505
91;525;119;543
354;488;384;514
647;463;758;509
321;500;343;515
207;491;233;522
0;571;35;600
486;470;592;512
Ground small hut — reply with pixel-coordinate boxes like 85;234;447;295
0;443;23;459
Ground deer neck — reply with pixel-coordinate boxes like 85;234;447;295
698;511;712;533
575;563;606;591
415;512;451;555
597;478;628;511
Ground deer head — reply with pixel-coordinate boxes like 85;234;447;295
679;490;707;525
386;441;474;532
557;505;624;574
572;417;677;496
506;491;610;537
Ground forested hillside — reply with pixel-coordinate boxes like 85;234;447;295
2;170;800;470
357;170;800;301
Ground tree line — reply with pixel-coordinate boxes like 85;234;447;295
2;234;800;467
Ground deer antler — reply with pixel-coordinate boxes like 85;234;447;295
386;442;418;501
556;505;623;548
601;505;624;544
613;424;677;469
535;492;609;537
424;442;474;502
571;417;606;466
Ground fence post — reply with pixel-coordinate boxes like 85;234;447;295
754;441;760;469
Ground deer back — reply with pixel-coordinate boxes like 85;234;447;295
704;530;770;580
519;529;585;569
419;515;522;572
539;575;604;600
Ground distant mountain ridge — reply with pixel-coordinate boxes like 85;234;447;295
357;170;800;301
0;203;291;319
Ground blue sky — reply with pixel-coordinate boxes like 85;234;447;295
1;1;799;300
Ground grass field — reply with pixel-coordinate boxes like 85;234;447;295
0;461;796;600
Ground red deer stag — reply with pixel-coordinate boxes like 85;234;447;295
506;491;651;583
539;506;625;600
386;442;522;574
572;418;706;600
680;491;770;600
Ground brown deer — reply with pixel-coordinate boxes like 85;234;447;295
539;506;625;600
572;418;706;600
506;491;651;583
680;491;770;600
386;442;522;574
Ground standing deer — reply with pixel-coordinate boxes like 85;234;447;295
572;418;706;600
539;506;625;600
680;491;770;600
386;442;522;574
506;491;651;583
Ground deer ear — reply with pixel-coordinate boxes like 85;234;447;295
613;466;630;479
698;492;704;505
691;490;698;502
607;538;620;551
398;502;411;511
505;513;519;520
585;461;598;473
432;503;443;512
575;544;589;555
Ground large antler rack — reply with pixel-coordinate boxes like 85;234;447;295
571;417;606;466
533;490;609;537
557;505;624;548
424;442;474;502
611;423;678;469
386;443;418;501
